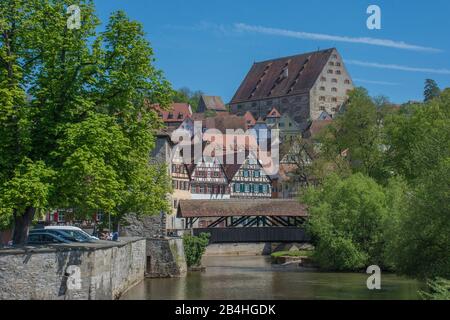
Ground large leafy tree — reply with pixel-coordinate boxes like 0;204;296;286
303;173;400;271
319;88;387;182
0;1;172;244
384;89;450;279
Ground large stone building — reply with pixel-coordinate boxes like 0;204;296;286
229;48;353;126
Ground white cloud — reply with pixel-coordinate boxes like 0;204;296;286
234;23;442;53
353;79;400;86
346;60;450;75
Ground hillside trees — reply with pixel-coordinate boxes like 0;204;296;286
303;87;450;280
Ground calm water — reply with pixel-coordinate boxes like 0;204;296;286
121;256;423;300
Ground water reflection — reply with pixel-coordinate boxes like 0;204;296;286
121;256;422;300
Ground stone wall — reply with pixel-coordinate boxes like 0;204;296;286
120;214;187;278
145;238;187;278
120;213;166;238
0;237;145;300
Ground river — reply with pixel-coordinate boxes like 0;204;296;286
121;255;423;300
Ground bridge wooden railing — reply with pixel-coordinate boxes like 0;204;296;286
193;227;310;243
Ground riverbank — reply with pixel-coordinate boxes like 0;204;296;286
121;255;423;300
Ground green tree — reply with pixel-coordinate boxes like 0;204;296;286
420;278;450;300
383;89;450;280
424;79;440;102
172;87;203;112
303;173;398;271
320;88;387;182
0;1;172;244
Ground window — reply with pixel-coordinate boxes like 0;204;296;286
245;184;250;193
320;77;326;82
319;106;326;111
237;104;242;110
319;86;325;91
332;78;338;83
207;186;212;194
240;184;245;193
319;96;326;102
327;69;333;74
243;170;249;177
254;170;260;178
333;54;338;59
279;122;285;128
58;211;65;223
336;62;341;67
332;107;337;112
335;70;341;75
252;102;257;107
332;97;338;102
258;184;264;193
168;113;173;119
344;79;351;84
177;113;184;119
200;185;205;193
213;171;219;178
329;61;334;66
331;87;337;92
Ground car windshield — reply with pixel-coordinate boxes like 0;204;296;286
59;230;92;242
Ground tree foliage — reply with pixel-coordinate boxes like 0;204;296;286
303;173;399;271
183;232;210;267
319;88;387;182
172;87;203;112
0;0;172;244
424;79;440;102
304;86;450;281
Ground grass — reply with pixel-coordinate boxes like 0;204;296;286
270;250;313;258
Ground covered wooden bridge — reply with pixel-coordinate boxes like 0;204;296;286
177;200;309;243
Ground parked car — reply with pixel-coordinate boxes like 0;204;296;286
27;232;72;245
44;226;99;241
29;229;87;243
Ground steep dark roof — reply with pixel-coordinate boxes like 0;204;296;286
231;48;335;104
199;95;227;112
177;199;308;218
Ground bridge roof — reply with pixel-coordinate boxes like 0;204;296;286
177;200;308;218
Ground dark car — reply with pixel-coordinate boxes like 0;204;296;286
29;229;92;243
27;232;72;245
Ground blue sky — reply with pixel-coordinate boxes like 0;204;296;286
95;0;450;104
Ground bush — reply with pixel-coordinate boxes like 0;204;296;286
303;173;397;271
420;278;450;300
183;232;210;267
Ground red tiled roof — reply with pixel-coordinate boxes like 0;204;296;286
152;103;192;123
231;48;335;104
308;120;333;138
177;199;308;218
